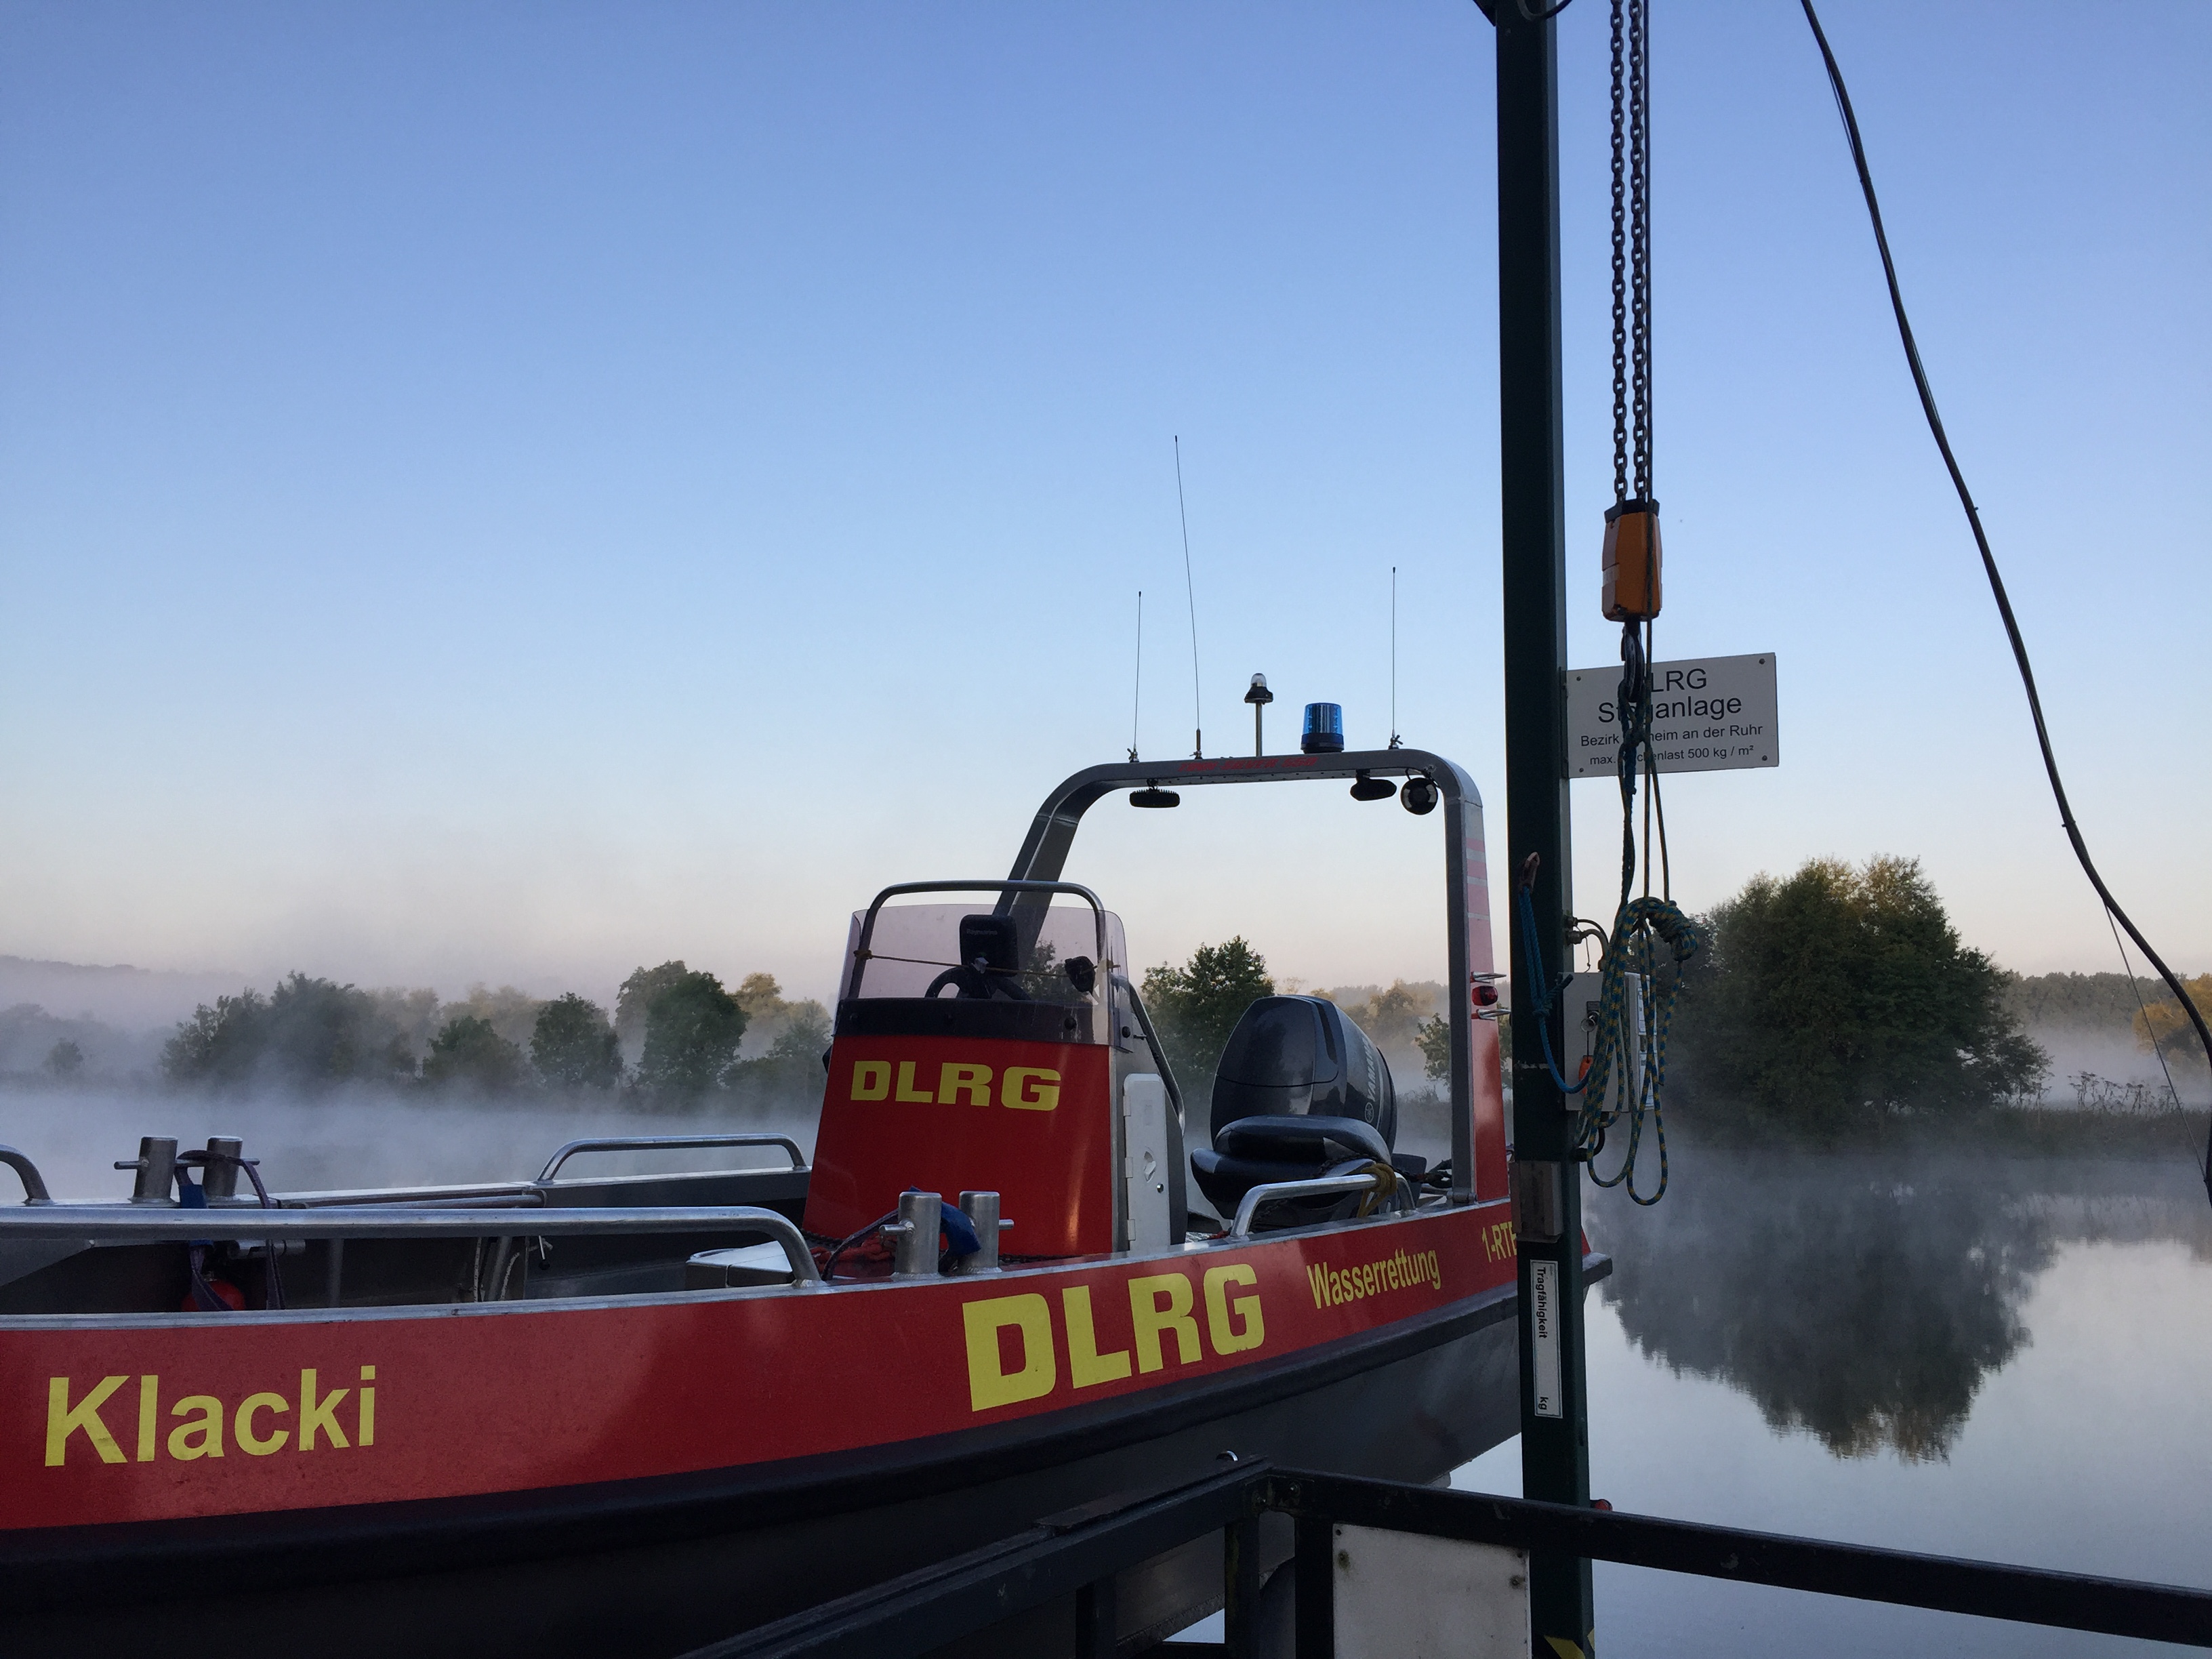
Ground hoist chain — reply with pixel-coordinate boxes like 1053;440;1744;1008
1609;0;1629;504
1630;0;1651;499
1593;1;1673;1202
1610;0;1653;503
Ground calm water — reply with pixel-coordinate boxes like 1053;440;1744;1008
1456;1143;2212;1656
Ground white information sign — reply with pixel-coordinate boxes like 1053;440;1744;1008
1564;651;1778;779
1530;1259;1562;1419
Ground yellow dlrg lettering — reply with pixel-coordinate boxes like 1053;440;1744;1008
851;1061;890;1101
1001;1067;1061;1111
300;1369;350;1450
938;1063;993;1107
1127;1273;1200;1372
1061;1286;1133;1387
235;1391;290;1456
1203;1264;1265;1355
45;1375;127;1467
895;1061;935;1104
962;1294;1056;1412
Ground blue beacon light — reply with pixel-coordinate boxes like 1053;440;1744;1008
1300;703;1345;754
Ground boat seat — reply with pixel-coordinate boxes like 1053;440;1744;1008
1187;995;1401;1227
1216;1113;1389;1168
1190;1112;1391;1221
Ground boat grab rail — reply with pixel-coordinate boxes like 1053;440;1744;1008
291;1190;547;1211
537;1134;807;1183
1228;1173;1380;1239
281;1183;544;1209
0;1145;53;1205
0;1204;823;1284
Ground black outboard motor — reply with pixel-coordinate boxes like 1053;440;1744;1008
1191;996;1398;1222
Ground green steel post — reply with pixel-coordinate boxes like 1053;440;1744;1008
1494;1;1596;1655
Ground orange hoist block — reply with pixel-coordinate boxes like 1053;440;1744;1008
1602;499;1662;621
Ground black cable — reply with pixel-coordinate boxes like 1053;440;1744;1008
2106;908;2186;1115
819;1210;899;1281
177;1149;285;1310
1799;0;2212;1199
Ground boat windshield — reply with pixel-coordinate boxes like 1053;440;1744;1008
838;901;1126;1008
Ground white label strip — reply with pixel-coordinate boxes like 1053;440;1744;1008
1530;1259;1563;1419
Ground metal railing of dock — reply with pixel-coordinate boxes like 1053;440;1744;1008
675;1458;2212;1659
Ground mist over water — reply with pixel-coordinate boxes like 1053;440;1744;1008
1587;1147;2212;1461
0;1083;819;1202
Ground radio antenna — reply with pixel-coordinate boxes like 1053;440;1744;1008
1174;436;1202;758
1389;566;1401;748
1129;590;1143;762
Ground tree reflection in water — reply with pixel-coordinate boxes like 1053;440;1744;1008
1586;1149;2212;1460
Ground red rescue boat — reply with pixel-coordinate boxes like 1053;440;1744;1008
0;752;1595;1657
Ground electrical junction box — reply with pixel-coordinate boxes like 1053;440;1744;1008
1122;1073;1172;1250
1563;970;1644;1111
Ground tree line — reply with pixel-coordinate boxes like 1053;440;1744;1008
1136;855;2202;1141
131;855;2206;1135
159;965;829;1107
1666;855;2051;1130
2129;973;2212;1070
151;939;1438;1115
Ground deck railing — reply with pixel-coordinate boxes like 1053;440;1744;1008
676;1458;2212;1658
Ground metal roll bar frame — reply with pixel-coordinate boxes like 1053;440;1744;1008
1005;752;1499;1207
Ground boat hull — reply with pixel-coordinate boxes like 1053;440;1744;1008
1;1206;1556;1656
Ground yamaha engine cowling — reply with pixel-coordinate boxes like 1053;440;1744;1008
1191;996;1397;1221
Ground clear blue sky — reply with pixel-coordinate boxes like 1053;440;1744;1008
1;0;2205;1006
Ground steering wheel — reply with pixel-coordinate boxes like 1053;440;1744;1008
925;964;989;999
924;962;1032;1001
